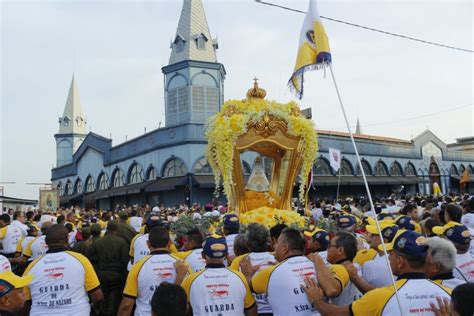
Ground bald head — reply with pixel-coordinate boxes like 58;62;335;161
45;224;68;247
41;221;52;235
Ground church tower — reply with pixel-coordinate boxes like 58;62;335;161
162;0;226;126
54;75;87;167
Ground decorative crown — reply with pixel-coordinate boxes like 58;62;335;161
246;77;267;99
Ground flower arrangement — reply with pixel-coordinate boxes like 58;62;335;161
245;191;281;210
239;206;307;229
205;97;318;203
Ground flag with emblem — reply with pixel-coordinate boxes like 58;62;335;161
288;0;331;99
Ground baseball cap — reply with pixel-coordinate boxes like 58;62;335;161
202;234;228;259
432;221;471;245
304;228;330;248
223;214;240;229
336;214;356;228
366;221;399;242
0;272;33;298
146;215;163;228
379;230;428;257
394;215;421;233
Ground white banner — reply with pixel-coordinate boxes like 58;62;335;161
328;147;341;172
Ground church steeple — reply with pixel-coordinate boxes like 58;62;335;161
58;75;87;135
55;75;87;167
169;0;218;65
355;117;362;134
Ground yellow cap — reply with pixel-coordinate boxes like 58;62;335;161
0;272;33;297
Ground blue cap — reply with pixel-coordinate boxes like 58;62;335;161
146;214;163;228
202;235;228;259
304;228;330;248
381;225;399;242
336;214;356;228
433;222;471;245
223;214;240;229
395;216;421;233
380;230;428;257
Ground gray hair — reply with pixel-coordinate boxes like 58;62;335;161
245;223;270;252
425;237;457;271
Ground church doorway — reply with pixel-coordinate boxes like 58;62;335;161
429;161;441;194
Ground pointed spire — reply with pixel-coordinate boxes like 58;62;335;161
58;75;87;135
169;0;217;65
355;117;362;134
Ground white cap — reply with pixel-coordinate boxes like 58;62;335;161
152;206;160;212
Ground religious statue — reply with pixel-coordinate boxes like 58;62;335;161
245;156;270;192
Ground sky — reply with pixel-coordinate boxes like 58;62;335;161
1;0;473;200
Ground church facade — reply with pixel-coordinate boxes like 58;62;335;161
51;0;474;210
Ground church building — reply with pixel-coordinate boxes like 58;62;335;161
51;0;474;210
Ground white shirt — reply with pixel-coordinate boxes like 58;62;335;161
330;263;362;306
124;253;180;316
26;236;49;261
0;254;11;272
225;234;238;257
131;233;150;264
253;256;320;316
0;224;23;254
12;220;28;236
182;248;206;272
24;250;100;316
454;251;474;282
128;217;143;232
362;254;394;288
182;267;254;316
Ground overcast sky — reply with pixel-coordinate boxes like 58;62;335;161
1;0;473;199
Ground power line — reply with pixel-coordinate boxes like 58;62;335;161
318;102;473;130
255;0;474;53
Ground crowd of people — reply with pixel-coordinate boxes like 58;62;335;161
0;193;473;315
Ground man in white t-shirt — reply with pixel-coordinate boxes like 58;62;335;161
223;214;240;259
243;228;319;316
231;223;275;314
127;210;143;233
175;228;206;272
118;227;189;316
424;237;466;289
181;234;257;316
21;224;103;315
433;222;474;282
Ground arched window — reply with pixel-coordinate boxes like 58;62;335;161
57;182;63;196
340;159;353;175
459;164;466;174
129;163;144;184
112;168;125;187
449;164;459;176
356;160;372;176
470;165;474;174
374;161;388;176
85;176;95;193
64;181;72;196
404;163;417;176
390;162;403;176
74;178;83;194
192;157;213;174
98;172;109;190
146;166;156;180
162;158;188;177
314;158;332;175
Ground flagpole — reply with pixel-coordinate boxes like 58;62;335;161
328;63;404;316
335;164;341;202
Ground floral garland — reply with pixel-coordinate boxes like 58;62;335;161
205;98;318;202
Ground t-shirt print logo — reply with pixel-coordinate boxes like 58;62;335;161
293;267;315;281
207;284;230;298
46;272;64;281
153;267;173;279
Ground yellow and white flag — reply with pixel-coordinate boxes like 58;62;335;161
288;0;331;99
